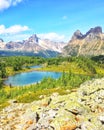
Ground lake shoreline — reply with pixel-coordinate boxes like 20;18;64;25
4;66;62;86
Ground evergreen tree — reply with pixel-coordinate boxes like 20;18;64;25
0;62;7;78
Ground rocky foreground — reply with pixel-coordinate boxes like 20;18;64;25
0;78;104;130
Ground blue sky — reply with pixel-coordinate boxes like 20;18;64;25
0;0;104;42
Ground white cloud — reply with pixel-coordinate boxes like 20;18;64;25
0;0;23;11
1;32;69;42
2;33;31;42
0;24;29;34
38;32;66;42
62;15;68;20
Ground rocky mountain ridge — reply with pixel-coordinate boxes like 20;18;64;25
0;34;66;57
0;77;104;130
63;26;104;56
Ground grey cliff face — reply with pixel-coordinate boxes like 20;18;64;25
71;26;102;41
86;26;102;35
5;41;23;49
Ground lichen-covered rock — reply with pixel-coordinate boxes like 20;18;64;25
0;77;104;130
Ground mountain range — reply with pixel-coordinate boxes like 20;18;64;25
0;26;104;57
0;34;66;57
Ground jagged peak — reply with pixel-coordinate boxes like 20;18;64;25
71;30;83;40
85;26;102;36
28;34;39;43
71;26;102;41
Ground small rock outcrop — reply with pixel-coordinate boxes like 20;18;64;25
0;77;104;130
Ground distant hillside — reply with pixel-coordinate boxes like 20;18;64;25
63;26;104;56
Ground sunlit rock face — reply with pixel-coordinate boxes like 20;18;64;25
63;26;104;56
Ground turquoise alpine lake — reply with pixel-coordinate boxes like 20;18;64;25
4;71;62;86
